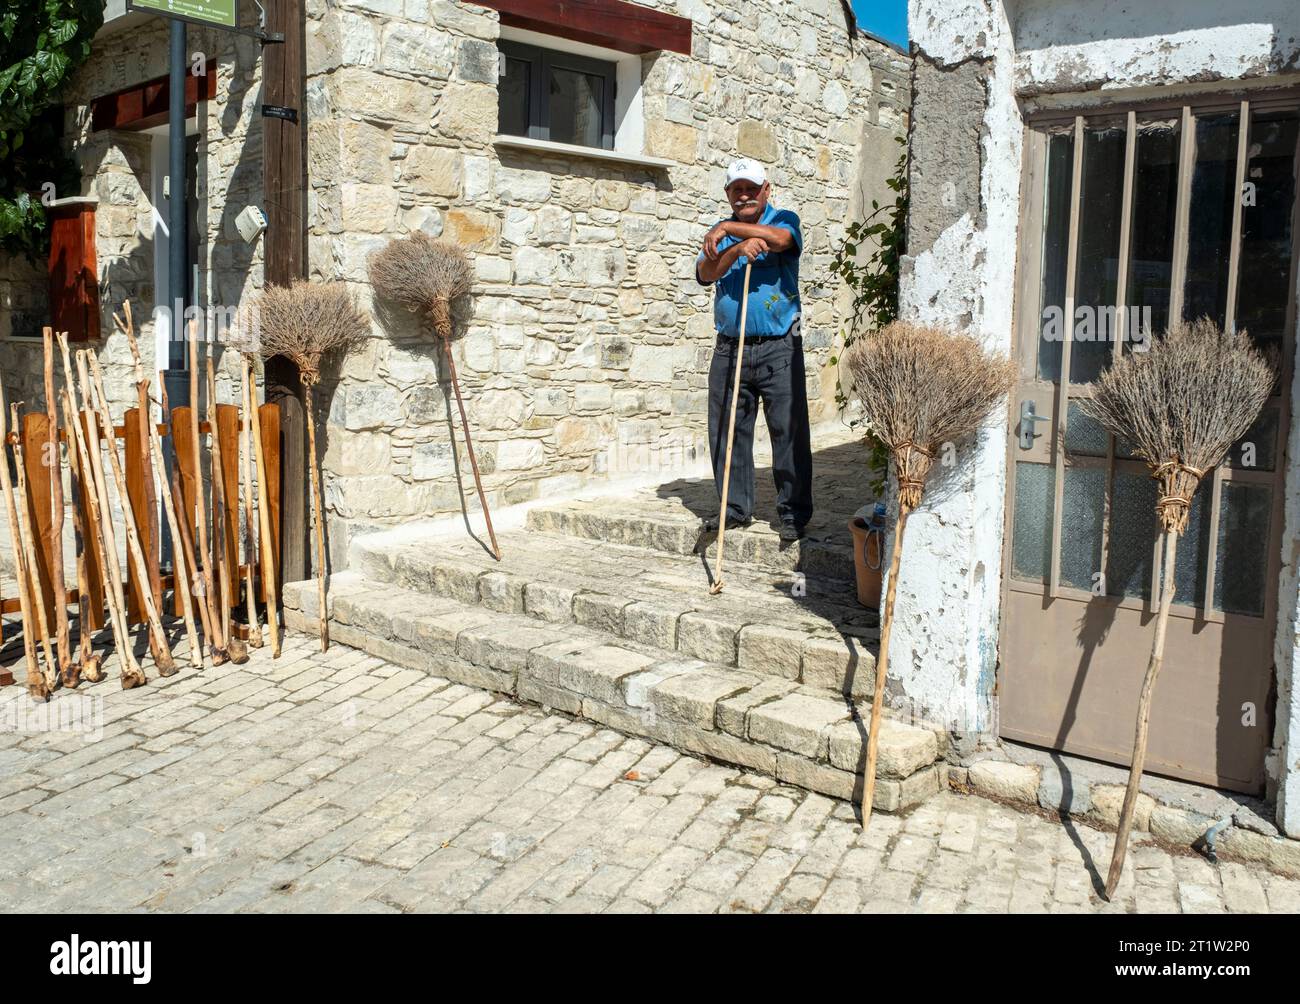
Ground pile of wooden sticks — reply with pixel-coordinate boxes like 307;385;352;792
0;302;283;699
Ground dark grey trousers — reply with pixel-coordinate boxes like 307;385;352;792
707;329;814;526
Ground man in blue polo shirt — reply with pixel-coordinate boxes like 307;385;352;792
695;157;812;541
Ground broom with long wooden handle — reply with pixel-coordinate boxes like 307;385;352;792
60;388;103;684
709;261;752;596
72;353;147;689
206;357;249;664
1081;319;1274;900
845;323;1015;827
118;316;202;669
10;406;59;693
238;357;263;648
85;353;177;676
42;328;73;684
0;378;50;699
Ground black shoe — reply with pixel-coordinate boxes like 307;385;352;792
702;514;752;533
778;521;806;542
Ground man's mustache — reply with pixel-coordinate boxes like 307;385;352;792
734;200;759;209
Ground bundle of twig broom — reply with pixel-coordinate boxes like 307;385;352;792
845;321;1016;826
1080;318;1274;900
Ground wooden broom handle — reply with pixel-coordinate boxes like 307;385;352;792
709;261;752;595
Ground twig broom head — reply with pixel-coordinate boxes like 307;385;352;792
1080;318;1275;534
844;321;1016;508
367;232;474;340
253;280;369;386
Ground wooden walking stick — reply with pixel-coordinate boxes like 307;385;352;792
253;281;368;651
85;353;177;676
709;261;752;596
10;407;59;692
59;388;103;684
238;356;263;648
1080;319;1274;900
187;319;227;661
118;318;202;669
248;363;281;658
71;352;147;689
844;323;1015;826
368;235;499;560
0;379;50;699
206;356;248;664
42;328;73;683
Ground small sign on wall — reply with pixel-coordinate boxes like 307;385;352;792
126;0;239;30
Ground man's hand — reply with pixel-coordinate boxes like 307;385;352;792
735;236;769;262
702;222;730;260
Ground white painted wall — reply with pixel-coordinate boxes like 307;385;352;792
907;0;1300;835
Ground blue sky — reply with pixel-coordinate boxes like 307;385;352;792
851;0;908;49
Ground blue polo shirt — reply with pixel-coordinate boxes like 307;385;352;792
695;203;803;339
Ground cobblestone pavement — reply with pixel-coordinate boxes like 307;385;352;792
1;635;1296;914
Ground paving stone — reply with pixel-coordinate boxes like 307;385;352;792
968;761;1041;804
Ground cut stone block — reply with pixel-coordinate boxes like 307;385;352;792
429;559;483;604
413;607;497;655
479;571;527;613
1090;784;1155;831
737;624;804;680
1036;767;1093;816
573;592;630;634
517;676;583;716
747;693;851;759
801;634;876;698
622;659;706;712
716;678;798;738
557;645;656;705
678;611;740;665
455;620;569;673
526;636;607;686
827;718;938;779
645;666;760;730
525;581;578;623
774;752;863;804
968;761;1040;804
623;601;682;650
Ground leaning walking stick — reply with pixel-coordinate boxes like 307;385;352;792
59;389;103;684
0;379;50;699
368;235;499;559
253;281;368;651
118;316;202;669
238;356;263;648
1080;320;1274;900
248;366;281;658
10;407;59;692
85;353;177;676
206;356;248;664
709;261;752;596
187;320;227;662
72;352;146;689
844;323;1015;826
42;328;73;683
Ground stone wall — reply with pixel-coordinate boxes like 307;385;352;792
305;0;910;559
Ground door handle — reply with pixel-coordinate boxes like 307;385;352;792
1019;399;1050;450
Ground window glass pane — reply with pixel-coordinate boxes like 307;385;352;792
549;66;604;148
1106;471;1211;605
1214;482;1271;616
1012;463;1053;582
498;56;530;138
1060;466;1105;590
1226;404;1278;472
1071;124;1126;384
1037;131;1074;382
1065;401;1108;457
1127;119;1180;345
1237;111;1298;360
1183;113;1240;327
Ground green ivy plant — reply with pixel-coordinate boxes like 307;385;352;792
828;135;909;494
0;0;104;257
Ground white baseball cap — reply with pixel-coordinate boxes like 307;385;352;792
725;157;766;189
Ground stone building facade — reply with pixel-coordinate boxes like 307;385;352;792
900;0;1300;836
0;0;910;565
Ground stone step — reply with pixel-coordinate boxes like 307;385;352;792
524;499;860;583
282;572;945;813
349;527;879;700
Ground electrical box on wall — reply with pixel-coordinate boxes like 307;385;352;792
236;205;267;245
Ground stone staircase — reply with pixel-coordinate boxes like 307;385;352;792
282;436;947;813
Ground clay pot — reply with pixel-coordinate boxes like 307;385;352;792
848;516;883;609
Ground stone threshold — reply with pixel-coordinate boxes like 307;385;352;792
281;573;945;814
953;746;1300;878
